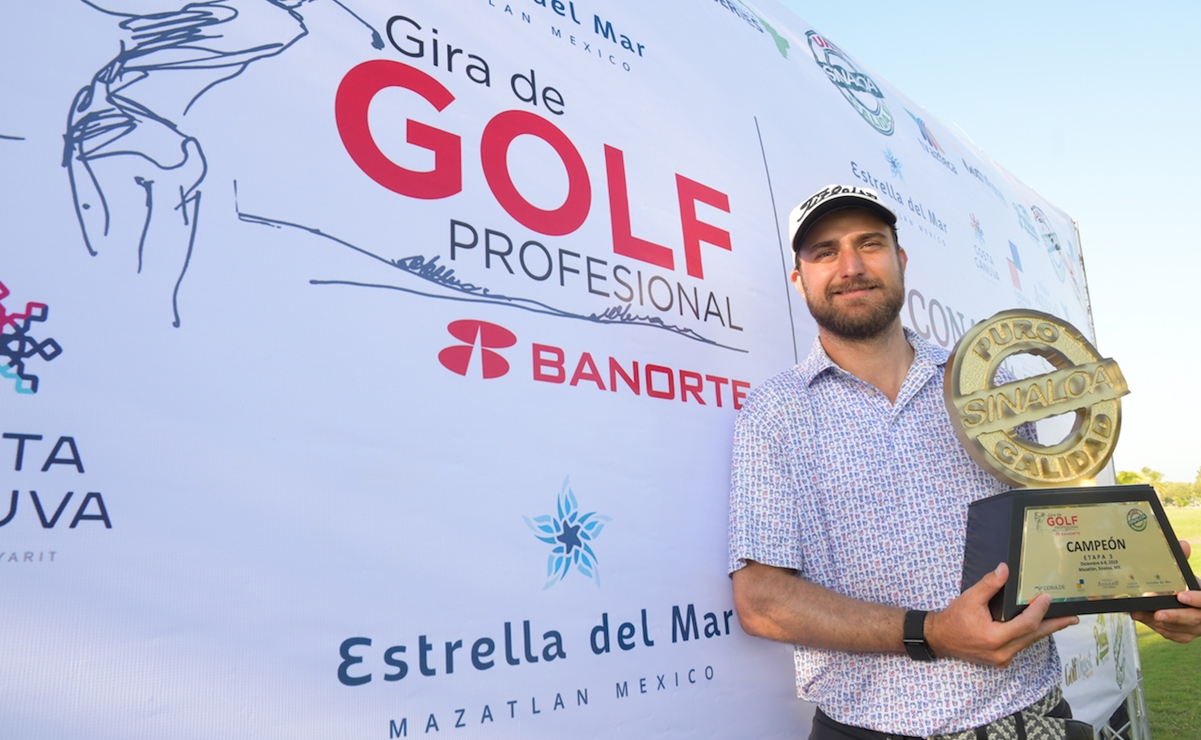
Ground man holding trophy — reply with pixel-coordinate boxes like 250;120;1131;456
727;184;1200;740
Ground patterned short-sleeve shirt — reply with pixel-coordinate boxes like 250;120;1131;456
728;330;1059;736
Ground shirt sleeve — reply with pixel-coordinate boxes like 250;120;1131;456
727;385;805;576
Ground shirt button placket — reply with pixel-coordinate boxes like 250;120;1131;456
888;410;902;485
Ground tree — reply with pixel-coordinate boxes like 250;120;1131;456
1160;481;1197;507
1116;467;1167;501
1118;467;1201;507
1116;466;1164;488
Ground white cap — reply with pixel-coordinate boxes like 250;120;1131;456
788;184;898;252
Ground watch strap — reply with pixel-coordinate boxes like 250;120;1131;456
902;609;936;661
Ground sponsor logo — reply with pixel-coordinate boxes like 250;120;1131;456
438;319;751;408
1032;281;1068;319
905;287;975;349
968;216;997;283
1126;508;1148;532
524;477;611;589
1035;511;1080;532
1;432;113;537
521;2;646;72
904;109;956;173
438;320;517;379
1013;202;1040;241
961;159;1005;201
909;110;945;153
848;161;947;243
1063;653;1096;686
713;1;789;60
1030;205;1067;283
533;343;748;408
807;31;893;135
792;183;884;225
1007;241;1023;289
1095;614;1111;662
883;148;903;180
971;246;1000;284
969;214;985;244
1;281;63;394
297;47;748;356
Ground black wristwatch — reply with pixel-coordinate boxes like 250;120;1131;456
903;609;937;662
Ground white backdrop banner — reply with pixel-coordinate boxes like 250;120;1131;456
1057;613;1140;730
1;1;1113;738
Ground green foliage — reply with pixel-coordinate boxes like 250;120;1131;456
1116;466;1163;487
1136;505;1201;740
1116;467;1199;506
1160;481;1200;507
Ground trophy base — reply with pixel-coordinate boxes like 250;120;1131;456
962;484;1198;621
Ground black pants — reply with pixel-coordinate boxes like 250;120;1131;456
808;697;1090;740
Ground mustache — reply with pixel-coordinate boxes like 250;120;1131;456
826;278;884;299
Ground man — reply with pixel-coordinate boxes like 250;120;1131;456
727;184;1201;740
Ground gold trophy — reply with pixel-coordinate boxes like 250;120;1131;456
945;309;1198;620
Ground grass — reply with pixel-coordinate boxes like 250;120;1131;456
1134;505;1201;740
1161;506;1201;573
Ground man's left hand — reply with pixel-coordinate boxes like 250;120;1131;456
1131;540;1201;643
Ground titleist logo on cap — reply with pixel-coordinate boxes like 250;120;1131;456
788;183;896;251
794;185;880;225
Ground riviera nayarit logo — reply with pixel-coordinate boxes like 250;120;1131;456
524;478;611;589
907;109;945;154
1;281;62;394
438;319;516;379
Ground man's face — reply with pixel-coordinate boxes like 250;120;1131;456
790;207;907;341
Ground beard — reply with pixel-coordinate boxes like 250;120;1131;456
803;273;905;341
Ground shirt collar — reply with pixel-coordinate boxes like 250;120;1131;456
796;327;949;388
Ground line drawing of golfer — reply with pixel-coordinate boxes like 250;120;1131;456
63;0;381;327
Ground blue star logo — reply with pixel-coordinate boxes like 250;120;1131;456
884;148;903;180
524;478;611;589
556;522;582;554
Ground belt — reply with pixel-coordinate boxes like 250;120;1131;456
811;687;1094;740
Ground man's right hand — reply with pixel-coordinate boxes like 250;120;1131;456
926;563;1079;668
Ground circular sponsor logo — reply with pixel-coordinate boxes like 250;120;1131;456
805;31;894;136
1127;508;1148;532
944;309;1129;488
1030;205;1067;283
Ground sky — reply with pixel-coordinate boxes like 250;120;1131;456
777;0;1201;482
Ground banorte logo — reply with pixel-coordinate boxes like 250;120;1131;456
438;320;517;379
436;318;751;408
